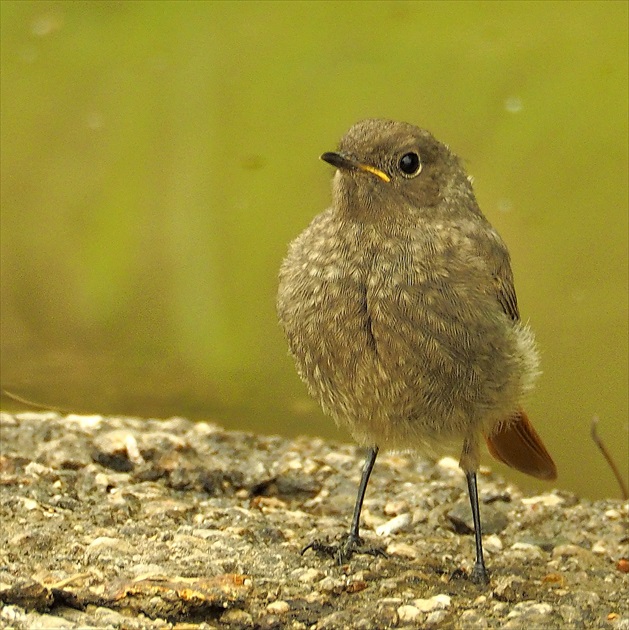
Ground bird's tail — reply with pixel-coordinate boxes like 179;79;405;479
485;410;557;480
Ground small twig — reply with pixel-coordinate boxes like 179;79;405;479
1;389;68;414
49;572;92;590
591;416;628;500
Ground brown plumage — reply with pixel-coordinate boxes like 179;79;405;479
485;411;557;480
277;119;556;583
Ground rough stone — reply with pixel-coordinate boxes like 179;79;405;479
0;412;627;629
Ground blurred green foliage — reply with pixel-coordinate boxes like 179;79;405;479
1;1;627;499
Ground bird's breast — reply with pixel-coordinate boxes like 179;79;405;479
277;215;527;448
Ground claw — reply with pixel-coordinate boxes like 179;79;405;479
450;564;490;584
301;533;386;564
469;562;490;585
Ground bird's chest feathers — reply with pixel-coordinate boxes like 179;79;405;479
315;223;483;318
296;221;496;375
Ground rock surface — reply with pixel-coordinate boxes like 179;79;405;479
0;412;627;629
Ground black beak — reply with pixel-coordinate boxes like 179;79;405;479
320;152;357;170
320;152;390;182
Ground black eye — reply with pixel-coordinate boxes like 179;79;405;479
398;152;422;177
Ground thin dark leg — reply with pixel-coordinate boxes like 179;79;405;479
301;446;385;563
348;446;379;539
465;471;489;584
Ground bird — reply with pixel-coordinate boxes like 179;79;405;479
276;118;557;583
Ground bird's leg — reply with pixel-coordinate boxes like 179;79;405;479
302;446;386;564
459;435;490;584
465;470;490;584
341;445;379;559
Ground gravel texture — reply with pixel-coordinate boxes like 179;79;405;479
0;412;627;629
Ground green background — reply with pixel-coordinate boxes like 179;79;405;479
1;1;627;500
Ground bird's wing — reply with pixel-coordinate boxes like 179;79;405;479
485;252;557;481
493;257;520;322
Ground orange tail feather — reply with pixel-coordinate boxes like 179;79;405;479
485;410;557;481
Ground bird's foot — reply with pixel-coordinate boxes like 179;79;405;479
301;533;387;565
469;562;490;585
450;563;490;585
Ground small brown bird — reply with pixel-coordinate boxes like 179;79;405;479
277;119;556;583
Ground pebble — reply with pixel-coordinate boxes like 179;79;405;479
84;536;133;561
483;533;503;553
376;512;412;536
24;462;49;477
266;600;290;614
1;607;24;624
559;604;581;625
383;500;409;516
506;601;553;618
67;414;103;429
92;429;144;468
24;613;74;628
386;541;420;559
0;412;18;425
521;494;564;507
318;576;340;592
459;609;489;627
221;609;253;626
493;575;526;602
377;604;399;627
552;544;595;561
447;501;508;534
299;568;324;583
15;412;58;422
129;564;168;578
426;610;449;626
397;604;421;622
436;456;463;474
20;497;40;511
412;594;451;612
510;541;545;560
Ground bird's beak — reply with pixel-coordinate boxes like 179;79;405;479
320;151;390;183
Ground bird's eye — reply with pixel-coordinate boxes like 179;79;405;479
398;152;422;177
